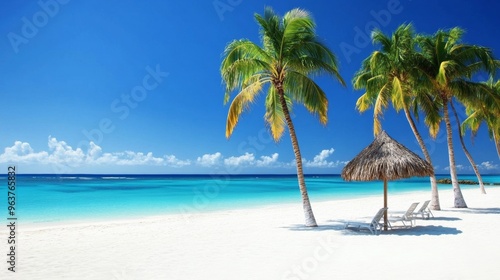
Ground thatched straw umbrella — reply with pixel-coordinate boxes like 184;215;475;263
341;131;434;230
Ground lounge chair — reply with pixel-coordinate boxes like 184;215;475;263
388;202;419;228
345;207;387;235
412;200;433;219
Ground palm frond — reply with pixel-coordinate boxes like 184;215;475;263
445;27;464;49
264;86;286;141
286;40;345;86
391;77;404;111
369;51;390;74
285;71;328;124
282;8;315;56
371;29;392;51
413;91;442;138
437;61;453;86
221;40;271;102
356;93;374;113
225;75;267;138
352;68;371;90
254;7;282;56
372;83;392;135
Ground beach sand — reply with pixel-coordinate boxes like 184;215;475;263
1;186;499;280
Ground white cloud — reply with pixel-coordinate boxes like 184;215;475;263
0;139;348;172
256;153;279;167
196;152;222;167
0;137;189;168
302;148;347;168
87;142;102;160
479;161;498;170
89;150;167;166
444;164;467;171
164;155;191;167
0;141;48;163
305;148;335;167
443;162;500;172
287;148;348;169
92;152;119;165
47;136;85;166
222;153;281;168
110;151;164;166
224;153;255;167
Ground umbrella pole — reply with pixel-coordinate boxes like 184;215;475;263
384;179;388;231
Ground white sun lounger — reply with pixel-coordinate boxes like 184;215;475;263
412;200;434;219
345;207;387;235
388;202;419;228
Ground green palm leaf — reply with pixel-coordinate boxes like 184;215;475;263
285;71;328;124
264;86;286;141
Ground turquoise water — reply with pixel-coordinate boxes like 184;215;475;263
3;174;498;224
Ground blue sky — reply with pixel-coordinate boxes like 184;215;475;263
1;0;499;174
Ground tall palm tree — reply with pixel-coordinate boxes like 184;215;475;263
353;24;442;210
220;7;345;227
416;27;498;208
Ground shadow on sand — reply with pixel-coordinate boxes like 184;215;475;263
283;222;462;236
282;224;346;232
441;207;500;215
379;225;462;236
424;216;461;221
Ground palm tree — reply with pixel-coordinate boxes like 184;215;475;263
450;99;486;194
416;27;498;208
220;7;345;227
461;78;500;194
353;23;442;210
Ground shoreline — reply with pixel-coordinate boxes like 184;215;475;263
11;185;494;230
13;174;492;226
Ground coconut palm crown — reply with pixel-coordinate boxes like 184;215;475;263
221;7;345;226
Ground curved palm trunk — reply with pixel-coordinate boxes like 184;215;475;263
450;101;486;194
443;100;468;208
403;107;441;210
493;133;500;159
277;86;318;227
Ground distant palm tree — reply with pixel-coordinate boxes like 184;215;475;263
461;78;500;194
416;27;498;207
220;7;345;226
450;99;486;194
353;24;442;210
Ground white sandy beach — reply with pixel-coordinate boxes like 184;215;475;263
1;186;499;280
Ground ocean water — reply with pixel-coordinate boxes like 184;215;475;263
3;174;498;224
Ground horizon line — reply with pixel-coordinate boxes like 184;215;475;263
3;173;496;176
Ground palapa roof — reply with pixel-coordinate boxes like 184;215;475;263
341;131;434;182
